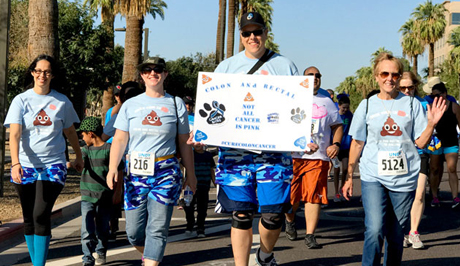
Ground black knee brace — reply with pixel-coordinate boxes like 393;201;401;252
261;212;284;230
231;211;254;230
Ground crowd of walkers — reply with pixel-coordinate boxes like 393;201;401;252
6;11;460;266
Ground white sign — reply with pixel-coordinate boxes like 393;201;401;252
193;72;314;152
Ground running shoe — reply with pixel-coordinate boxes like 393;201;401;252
409;231;424;249
452;197;460;209
403;235;410;248
255;248;278;266
197;229;206;238
333;193;342;202
285;220;297;241
95;253;106;265
305;234;322;249
431;197;440;207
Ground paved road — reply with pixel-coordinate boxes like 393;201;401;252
1;171;460;266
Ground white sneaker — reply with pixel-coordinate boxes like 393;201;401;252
409;232;424;249
403;235;410;248
185;230;193;236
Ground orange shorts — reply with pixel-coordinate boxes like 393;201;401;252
290;159;329;205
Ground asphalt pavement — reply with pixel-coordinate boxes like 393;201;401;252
1;169;460;266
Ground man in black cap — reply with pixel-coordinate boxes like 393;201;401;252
183;96;195;129
213;11;315;266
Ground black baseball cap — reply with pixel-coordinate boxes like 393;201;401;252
137;57;166;72
113;85;121;96
183;96;194;105
240;12;266;30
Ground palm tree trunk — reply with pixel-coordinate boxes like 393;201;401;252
429;43;435;77
216;0;226;64
412;55;418;76
226;0;235;58
122;15;143;83
101;6;115;122
239;0;248;52
28;0;59;61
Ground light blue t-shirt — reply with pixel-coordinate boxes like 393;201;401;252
415;95;428;155
214;50;299;76
114;93;189;157
4;89;80;168
349;93;427;192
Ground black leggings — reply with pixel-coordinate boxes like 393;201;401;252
15;181;63;236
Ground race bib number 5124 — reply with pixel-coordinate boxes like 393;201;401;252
378;150;408;176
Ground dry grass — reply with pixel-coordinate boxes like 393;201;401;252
0;152;81;224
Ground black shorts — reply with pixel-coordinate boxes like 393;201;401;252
338;149;349;161
420;153;429;176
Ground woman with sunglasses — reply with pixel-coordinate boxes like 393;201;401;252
4;54;83;266
342;53;445;266
399;71;429;249
106;57;196;266
425;81;460;209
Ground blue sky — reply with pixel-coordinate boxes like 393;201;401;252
113;0;450;90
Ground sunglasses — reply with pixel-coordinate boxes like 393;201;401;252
141;66;165;75
241;29;264;38
430;93;442;99
305;73;322;79
33;69;52;77
379;71;401;81
399;85;416;91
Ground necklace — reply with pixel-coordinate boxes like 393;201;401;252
381;98;395;118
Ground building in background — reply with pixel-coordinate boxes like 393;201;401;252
434;1;460;67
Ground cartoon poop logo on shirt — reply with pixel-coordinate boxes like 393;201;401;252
142;110;162;126
380;117;402;136
33;109;52;126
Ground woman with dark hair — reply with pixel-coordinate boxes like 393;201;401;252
342;53;445;266
4;54;83;265
399;71;429;249
426;80;460;209
106;57;196;266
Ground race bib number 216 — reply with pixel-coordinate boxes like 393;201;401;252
378;150;408;176
130;151;155;176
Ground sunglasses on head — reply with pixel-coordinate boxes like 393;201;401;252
306;73;322;79
399;85;415;91
241;29;264;38
379;71;401;81
141;66;165;75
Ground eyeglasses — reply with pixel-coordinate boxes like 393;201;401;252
141;66;165;75
379;71;401;81
241;29;264;38
399;85;416;91
33;69;52;77
305;73;322;79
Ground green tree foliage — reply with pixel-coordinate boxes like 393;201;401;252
7;0;124;117
165;53;218;98
412;0;446;77
399;18;425;75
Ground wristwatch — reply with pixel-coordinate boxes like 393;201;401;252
333;142;341;148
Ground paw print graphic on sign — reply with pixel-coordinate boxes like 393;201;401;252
291;107;306;124
199;100;226;125
33;109;52;126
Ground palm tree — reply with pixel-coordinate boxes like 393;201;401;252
448;26;460;98
400;18;425;75
84;0;116;121
226;0;235;58
114;0;167;83
412;0;447;77
370;47;392;65
216;0;226;63
28;0;59;60
355;66;378;98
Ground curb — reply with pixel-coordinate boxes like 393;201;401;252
0;196;81;242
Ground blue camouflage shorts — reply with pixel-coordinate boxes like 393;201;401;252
215;148;292;212
11;164;67;185
124;157;182;210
